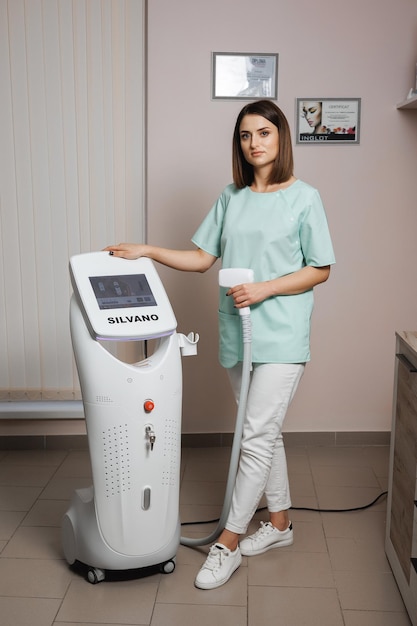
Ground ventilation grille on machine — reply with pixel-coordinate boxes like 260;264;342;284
96;395;113;403
102;424;131;497
162;417;179;486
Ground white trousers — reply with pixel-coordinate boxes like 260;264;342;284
225;362;305;535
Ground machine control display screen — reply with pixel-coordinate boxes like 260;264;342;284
89;274;157;310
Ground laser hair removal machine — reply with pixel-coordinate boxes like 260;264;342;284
62;251;198;583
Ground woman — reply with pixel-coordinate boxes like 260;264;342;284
105;99;335;590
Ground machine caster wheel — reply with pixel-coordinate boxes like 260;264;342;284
87;567;105;584
161;559;176;574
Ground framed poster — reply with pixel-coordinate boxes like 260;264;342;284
296;98;361;144
212;52;278;100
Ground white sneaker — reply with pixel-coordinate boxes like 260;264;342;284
194;543;242;590
240;521;293;556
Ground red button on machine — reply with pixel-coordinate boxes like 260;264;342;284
144;400;155;413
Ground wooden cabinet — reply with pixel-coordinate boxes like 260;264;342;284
386;331;417;625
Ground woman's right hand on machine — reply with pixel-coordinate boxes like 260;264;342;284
103;243;148;260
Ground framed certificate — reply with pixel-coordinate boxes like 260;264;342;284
212;52;278;100
296;98;361;144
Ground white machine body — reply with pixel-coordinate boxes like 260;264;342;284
62;252;198;578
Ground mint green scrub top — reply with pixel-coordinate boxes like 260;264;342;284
191;180;336;368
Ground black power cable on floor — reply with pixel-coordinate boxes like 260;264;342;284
180;490;388;527
290;490;388;513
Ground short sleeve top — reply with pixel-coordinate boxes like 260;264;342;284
191;179;336;368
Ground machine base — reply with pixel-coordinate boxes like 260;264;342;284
62;486;179;583
69;557;176;584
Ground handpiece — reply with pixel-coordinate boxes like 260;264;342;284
218;268;254;316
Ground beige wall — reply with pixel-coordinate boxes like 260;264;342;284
147;0;417;434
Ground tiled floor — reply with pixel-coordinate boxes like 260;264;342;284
0;442;411;626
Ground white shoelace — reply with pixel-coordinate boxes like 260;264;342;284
251;521;276;541
204;545;228;571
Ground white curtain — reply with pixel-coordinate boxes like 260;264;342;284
0;0;146;402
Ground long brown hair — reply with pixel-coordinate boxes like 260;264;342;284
232;100;294;189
